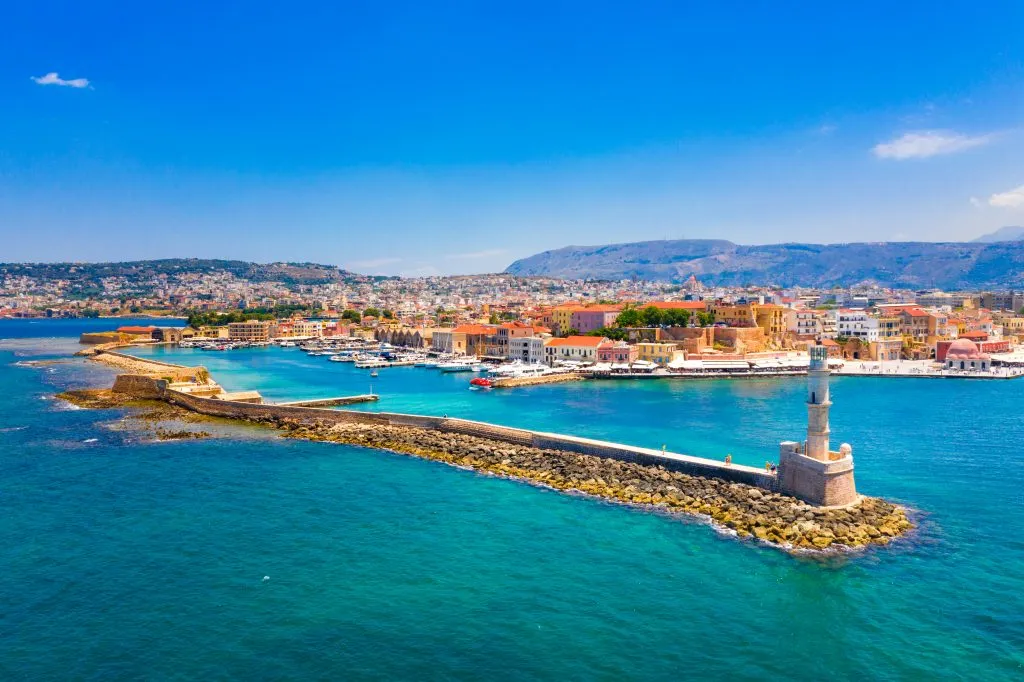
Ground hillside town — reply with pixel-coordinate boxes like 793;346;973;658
45;263;1024;378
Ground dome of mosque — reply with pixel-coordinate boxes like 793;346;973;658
946;338;988;360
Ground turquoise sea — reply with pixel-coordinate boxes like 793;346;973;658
3;320;1023;680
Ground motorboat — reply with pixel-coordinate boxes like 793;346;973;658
469;377;493;389
355;357;389;369
438;359;475;373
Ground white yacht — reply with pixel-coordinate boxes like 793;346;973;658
438;359;476;373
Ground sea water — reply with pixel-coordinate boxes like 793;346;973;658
2;321;1022;680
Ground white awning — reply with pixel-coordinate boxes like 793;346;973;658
702;361;752;370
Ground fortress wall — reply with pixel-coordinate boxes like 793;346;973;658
101;350;189;369
111;374;168;399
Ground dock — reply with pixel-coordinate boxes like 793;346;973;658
491;373;584;388
276;395;380;407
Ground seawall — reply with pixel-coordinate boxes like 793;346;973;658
96;374;913;550
162;386;773;488
492;373;584;388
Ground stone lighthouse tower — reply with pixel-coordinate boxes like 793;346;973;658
805;345;831;460
777;345;858;506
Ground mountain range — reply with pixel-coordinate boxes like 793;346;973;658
504;239;1024;289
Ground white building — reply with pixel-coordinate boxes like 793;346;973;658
508;336;545;364
835;310;878;341
786;309;822;337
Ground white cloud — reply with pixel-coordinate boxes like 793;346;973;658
872;130;991;160
446;248;507;259
970;196;984;208
31;72;91;88
989;184;1024;208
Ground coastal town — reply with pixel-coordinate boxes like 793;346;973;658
25;260;1020;380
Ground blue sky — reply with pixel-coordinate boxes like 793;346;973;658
2;1;1023;275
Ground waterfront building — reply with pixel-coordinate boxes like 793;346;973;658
227;320;274;343
431;324;495;356
596;341;638;364
508;336;546;364
492;322;538;358
543;336;604;365
291;319;323;338
634;342;683;366
939;338;991;371
777;345;858;507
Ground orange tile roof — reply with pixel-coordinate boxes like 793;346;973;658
452;324;496;335
574;304;623;313
545;336;605;347
646;301;707;310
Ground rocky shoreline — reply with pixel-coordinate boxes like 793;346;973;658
248;415;912;552
56;387;914;553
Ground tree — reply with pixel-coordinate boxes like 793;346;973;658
363;307;381;319
587;327;627;341
561;327;580;337
696;311;715;327
341;309;360;322
640;306;663;327
661;308;691;327
488;312;499;324
382;309;395;320
615;305;642;328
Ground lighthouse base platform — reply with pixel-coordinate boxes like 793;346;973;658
777;441;858;507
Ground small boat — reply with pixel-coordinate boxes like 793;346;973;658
469;377;492;388
370;370;379;377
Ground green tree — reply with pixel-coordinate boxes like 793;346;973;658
363;307;381;319
696;311;715;327
488;312;499;324
341;309;360;322
382;309;395;320
661;309;691;327
561;327;580;337
587;327;627;341
615;305;642;328
640;306;663;327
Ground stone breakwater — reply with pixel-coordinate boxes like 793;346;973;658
245;415;912;552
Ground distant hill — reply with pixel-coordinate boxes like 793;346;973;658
973;226;1024;243
504;240;1024;289
0;259;374;286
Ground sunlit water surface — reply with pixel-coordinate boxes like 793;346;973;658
2;321;1022;680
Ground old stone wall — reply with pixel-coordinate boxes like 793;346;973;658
112;374;168;399
777;444;857;506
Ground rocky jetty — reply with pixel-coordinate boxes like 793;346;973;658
259;417;912;552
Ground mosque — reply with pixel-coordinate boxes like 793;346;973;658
942;338;991;372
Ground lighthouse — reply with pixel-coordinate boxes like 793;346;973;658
777;344;858;506
805;345;831;460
